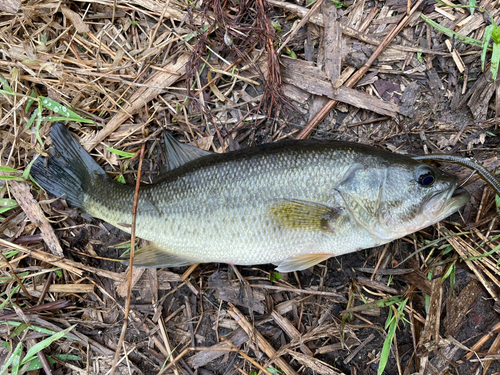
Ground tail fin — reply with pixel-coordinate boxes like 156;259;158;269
31;123;108;208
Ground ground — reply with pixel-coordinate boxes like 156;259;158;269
1;0;500;374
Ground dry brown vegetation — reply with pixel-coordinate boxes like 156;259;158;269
1;0;500;374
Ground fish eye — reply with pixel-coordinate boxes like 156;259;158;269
416;166;435;187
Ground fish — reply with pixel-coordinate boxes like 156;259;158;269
30;123;470;272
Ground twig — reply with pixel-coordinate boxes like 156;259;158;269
0;239;123;281
109;143;146;375
36;272;53;305
347;116;391;128
181;263;200;280
221;337;272;375
0;252;35;300
465;321;500;360
343;333;375;364
158;347;238;375
0;300;73;320
29;338;53;375
227;303;299;375
148;0;171;50
276;0;324;56
250;283;347;302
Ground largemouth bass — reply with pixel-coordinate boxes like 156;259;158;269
31;123;470;272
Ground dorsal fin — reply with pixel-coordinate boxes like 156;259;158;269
163;132;212;172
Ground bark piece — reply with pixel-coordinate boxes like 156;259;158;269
208;271;266;314
8;181;63;257
280;58;400;117
445;279;482;336
399;81;421;117
188;328;249;369
416;267;443;357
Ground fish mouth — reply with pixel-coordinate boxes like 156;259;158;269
444;188;470;214
423;184;470;223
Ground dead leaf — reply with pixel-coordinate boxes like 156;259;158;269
61;7;90;33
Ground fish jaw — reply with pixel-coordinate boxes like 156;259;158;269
421;188;470;225
397;186;470;236
371;184;470;242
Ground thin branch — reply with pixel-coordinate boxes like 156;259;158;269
109;142;146;375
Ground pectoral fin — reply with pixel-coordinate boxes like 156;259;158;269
163;132;212;172
121;244;196;268
269;199;342;232
275;254;332;272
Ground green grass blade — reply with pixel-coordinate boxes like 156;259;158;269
23;154;40;180
24;357;45;371
107;147;135;158
25;107;40;131
0;166;19;173
25;354;82;371
9;322;29;339
340;295;405;314
34;101;44;146
435;0;495;20
378;313;398;375
0;76;13;94
53;354;81;361
0;285;20;309
0;175;24;181
4;321;59;336
0;272;29;283
442;261;456;282
378;298;408;375
0;89;15;96
420;14;483;48
25;90;37;113
491;34;500;80
21;324;76;365
469;0;476;15
466;242;500;261
10;346;22;375
43;116;92;123
39;97;93;124
482;25;494;72
0;342;22;375
399;232;469;266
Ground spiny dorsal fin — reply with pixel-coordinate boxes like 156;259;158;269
163;132;212;172
122;243;196;268
275;254;332;272
268;199;342;232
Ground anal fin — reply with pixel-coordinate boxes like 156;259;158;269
275;254;332;272
122;244;195;268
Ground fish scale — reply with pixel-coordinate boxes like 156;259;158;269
133;153;347;265
30;123;470;272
